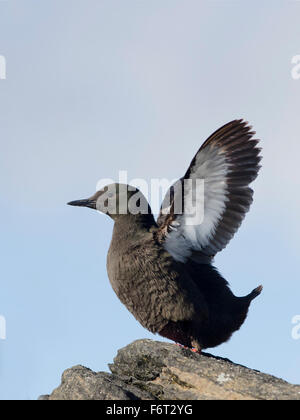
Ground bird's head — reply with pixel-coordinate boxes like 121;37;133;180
67;183;151;220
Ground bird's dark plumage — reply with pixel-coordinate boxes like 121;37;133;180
68;119;262;350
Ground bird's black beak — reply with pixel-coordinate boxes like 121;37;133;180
67;199;97;210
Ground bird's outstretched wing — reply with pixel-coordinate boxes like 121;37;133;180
156;120;262;263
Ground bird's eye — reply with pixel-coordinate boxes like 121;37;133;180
108;192;114;198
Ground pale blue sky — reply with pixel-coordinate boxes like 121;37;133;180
1;1;300;400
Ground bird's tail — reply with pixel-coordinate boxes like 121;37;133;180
246;285;263;302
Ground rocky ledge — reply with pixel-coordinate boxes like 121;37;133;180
40;339;300;400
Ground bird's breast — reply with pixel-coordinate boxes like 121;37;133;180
105;231;199;333
106;234;168;331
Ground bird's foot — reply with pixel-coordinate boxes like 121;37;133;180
175;343;186;349
175;343;201;354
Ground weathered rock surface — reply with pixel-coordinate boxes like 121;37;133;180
41;339;300;400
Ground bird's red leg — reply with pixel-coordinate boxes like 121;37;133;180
175;343;201;354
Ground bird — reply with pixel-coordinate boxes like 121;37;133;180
68;119;262;351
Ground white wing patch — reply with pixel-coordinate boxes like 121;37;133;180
158;120;261;264
163;147;228;262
